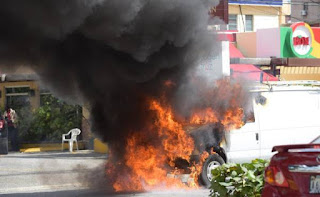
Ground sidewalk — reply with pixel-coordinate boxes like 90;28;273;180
1;150;108;159
0;150;107;195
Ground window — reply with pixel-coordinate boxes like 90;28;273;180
5;86;31;112
244;98;255;123
245;15;253;31
6;87;30;94
285;15;291;24
228;14;237;30
303;2;308;11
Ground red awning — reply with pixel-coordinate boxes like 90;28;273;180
229;42;244;58
229;43;278;81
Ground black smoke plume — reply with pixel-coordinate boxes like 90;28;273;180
0;1;256;191
0;0;222;153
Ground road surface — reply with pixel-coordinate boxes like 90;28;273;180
0;151;210;197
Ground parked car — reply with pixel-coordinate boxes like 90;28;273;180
262;136;320;196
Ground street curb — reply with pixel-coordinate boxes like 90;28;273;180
19;142;85;153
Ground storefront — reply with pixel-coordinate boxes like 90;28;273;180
0;74;40;112
235;22;320;80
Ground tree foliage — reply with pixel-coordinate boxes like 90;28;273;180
19;94;82;142
210;159;269;197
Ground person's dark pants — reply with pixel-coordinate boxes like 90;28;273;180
8;126;19;151
0;128;6;138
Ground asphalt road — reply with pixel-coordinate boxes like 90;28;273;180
0;151;210;197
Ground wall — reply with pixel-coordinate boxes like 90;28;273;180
257;28;281;58
254;15;279;31
236;32;257;57
291;0;320;24
281;3;291;24
0;66;35;75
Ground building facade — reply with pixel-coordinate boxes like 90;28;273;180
0;67;90;145
0;67;40;111
228;0;291;32
235;22;320;81
290;0;320;25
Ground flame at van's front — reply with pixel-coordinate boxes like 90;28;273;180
108;99;196;191
191;108;218;125
105;79;246;191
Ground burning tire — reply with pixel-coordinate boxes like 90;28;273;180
200;153;225;187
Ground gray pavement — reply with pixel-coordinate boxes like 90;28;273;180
0;151;210;197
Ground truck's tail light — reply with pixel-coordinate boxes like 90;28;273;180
265;166;289;187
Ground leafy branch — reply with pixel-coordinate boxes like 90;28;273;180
210;159;269;197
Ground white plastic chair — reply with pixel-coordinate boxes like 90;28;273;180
61;128;81;152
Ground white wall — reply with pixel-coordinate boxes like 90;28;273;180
254;15;279;31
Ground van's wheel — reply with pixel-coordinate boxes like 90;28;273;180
200;153;225;188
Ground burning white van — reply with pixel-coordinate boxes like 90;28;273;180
105;80;320;190
198;81;320;186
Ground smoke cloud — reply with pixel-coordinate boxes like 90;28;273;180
0;0;221;144
0;0;255;191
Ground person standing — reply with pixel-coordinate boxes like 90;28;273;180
4;106;18;151
0;114;5;138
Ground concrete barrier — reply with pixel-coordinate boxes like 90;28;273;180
94;138;108;154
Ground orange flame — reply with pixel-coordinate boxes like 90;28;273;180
106;79;246;192
190;108;218;124
221;108;244;130
188;151;210;187
150;100;194;166
109;99;196;191
112;133;185;191
164;80;176;87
